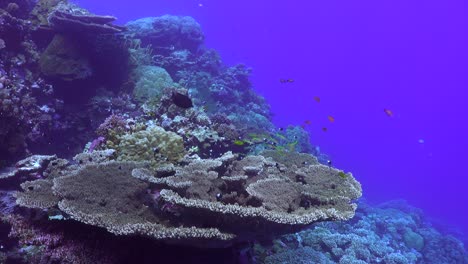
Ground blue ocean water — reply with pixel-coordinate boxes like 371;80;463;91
0;0;466;263
75;0;467;238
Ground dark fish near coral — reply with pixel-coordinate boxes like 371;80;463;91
280;79;294;83
172;92;193;108
322;127;328;132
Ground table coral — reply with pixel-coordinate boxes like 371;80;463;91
11;150;361;248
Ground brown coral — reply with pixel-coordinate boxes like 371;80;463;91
14;179;60;209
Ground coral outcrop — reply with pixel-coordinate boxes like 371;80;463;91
251;200;468;264
11;150;361;247
132;66;177;103
115;124;185;164
46;2;125;34
0;1;364;262
39;34;92;80
126;15;204;53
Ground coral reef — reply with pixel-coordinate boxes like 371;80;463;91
115;124;185;164
132;65;178;103
0;154;56;180
39;34;92;80
0;212;239;263
2;214;119;264
2;2;463;264
251;199;468;264
46;2;125;34
126;15;204;53
0;6;61;161
9;150;361;248
125;15;275;134
0;0;129;162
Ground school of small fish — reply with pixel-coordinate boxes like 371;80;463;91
280;78;396;133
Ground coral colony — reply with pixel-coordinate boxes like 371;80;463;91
0;1;466;263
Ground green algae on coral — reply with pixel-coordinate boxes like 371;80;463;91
338;172;348;179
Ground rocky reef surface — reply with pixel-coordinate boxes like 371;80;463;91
0;0;466;263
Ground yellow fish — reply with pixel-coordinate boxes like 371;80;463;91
233;140;245;146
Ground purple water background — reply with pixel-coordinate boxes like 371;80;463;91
75;0;468;236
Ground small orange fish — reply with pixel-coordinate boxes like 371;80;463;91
327;116;335;123
304;120;312;125
384;108;393;117
322;127;328;132
313;96;320;103
280;79;294;83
